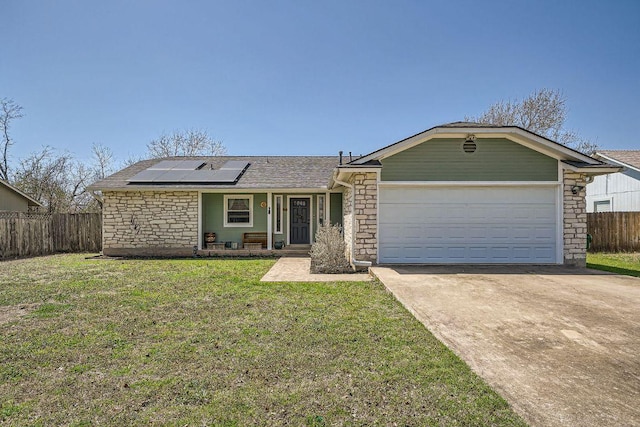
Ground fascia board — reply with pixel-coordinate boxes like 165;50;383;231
99;186;331;193
351;126;601;165
562;164;623;175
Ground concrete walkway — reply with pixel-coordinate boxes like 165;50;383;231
371;265;640;427
260;257;371;282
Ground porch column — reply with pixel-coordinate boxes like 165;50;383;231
267;192;272;250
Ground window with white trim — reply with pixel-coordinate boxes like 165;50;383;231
317;195;325;227
594;200;611;213
224;195;253;227
274;195;283;234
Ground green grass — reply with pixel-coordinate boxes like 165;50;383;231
0;254;526;426
587;252;640;277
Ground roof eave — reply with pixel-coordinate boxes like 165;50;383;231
91;185;332;192
562;164;623;176
0;179;43;207
328;165;382;189
350;125;601;165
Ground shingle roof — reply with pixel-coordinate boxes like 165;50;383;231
87;156;340;191
596;150;640;170
437;121;498;128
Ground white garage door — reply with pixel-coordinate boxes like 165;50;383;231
379;186;559;264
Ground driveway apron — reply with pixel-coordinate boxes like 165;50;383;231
371;265;640;427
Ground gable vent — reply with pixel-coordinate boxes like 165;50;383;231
462;136;477;154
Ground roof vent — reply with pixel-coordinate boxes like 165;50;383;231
463;135;477;154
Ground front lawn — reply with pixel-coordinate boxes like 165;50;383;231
0;254;525;426
587;252;640;277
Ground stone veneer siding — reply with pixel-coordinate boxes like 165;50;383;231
563;170;588;266
343;172;378;265
102;190;198;256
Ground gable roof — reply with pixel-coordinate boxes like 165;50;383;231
88;156;340;191
594;150;640;172
348;122;606;166
0;179;43;207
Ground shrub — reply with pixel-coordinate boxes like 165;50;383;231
310;224;352;274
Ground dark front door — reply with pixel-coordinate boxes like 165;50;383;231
290;198;310;244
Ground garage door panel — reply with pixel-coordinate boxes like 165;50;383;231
379;186;559;264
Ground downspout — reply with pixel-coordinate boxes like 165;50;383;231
90;190;105;255
332;172;373;270
90;191;104;207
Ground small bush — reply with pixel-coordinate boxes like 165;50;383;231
310;224;352;274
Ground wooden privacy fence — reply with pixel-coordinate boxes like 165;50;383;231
587;212;640;252
0;212;101;259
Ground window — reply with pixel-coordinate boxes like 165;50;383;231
317;195;325;227
224;195;253;227
274;195;283;234
594;200;611;213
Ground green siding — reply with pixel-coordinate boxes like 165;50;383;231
202;193;268;244
330;193;342;227
0;185;30;211
202;192;337;246
381;138;558;181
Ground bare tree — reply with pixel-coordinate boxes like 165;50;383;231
13;146;98;213
146;129;226;158
13;147;72;213
91;143;115;180
0;98;24;181
466;88;598;154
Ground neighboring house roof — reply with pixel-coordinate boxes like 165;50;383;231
594;150;640;173
0;179;43;207
88;156;340;191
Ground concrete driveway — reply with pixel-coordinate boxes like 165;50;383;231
371;265;640;427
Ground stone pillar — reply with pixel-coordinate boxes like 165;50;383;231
563;171;588;267
352;172;378;264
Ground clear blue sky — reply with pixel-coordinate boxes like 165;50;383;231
2;0;639;167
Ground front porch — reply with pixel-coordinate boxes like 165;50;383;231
199;192;342;250
197;244;311;258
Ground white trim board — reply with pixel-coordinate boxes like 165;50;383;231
351;126;600;165
378;181;560;188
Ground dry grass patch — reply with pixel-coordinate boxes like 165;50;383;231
0;303;39;325
0;254;526;426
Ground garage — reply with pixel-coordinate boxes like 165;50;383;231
378;185;560;264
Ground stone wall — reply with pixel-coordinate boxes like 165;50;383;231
351;172;378;264
563;171;588;266
342;185;353;261
102;190;198;256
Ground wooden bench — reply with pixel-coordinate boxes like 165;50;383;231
242;232;267;249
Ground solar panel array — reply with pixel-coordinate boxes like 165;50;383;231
148;160;207;170
128;160;250;184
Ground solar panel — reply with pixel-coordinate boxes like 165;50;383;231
148;160;206;170
127;169;166;182
128;160;250;184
